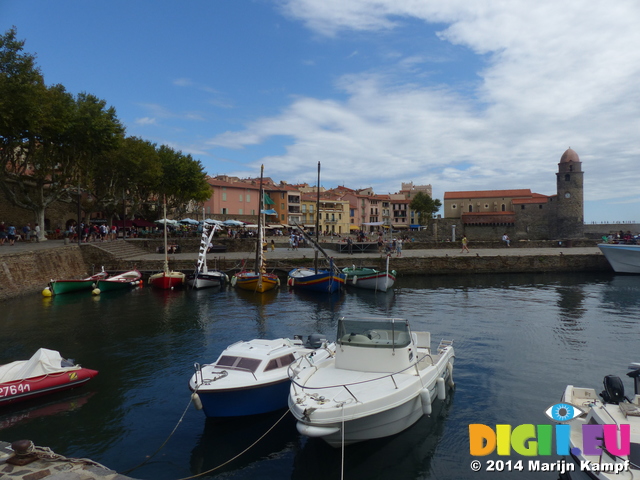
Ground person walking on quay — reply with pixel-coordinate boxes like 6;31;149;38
502;233;510;247
0;221;6;245
34;223;41;242
347;236;353;255
461;235;470;253
7;223;16;245
396;237;403;257
22;223;31;242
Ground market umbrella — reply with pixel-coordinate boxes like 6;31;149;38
222;220;245;227
203;219;224;225
179;218;199;225
154;218;178;226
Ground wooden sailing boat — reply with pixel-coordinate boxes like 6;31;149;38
231;165;279;293
287;162;346;293
149;196;186;289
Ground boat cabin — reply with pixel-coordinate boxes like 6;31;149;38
213;338;305;378
336;317;421;373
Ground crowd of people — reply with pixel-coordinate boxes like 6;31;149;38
0;221;42;245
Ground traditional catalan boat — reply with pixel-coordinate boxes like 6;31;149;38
288;162;346;293
187;223;228;289
189;335;334;418
342;255;396;292
0;348;98;406
289;317;455;447
149;196;185;290
43;268;108;296
95;269;142;293
231;165;279;293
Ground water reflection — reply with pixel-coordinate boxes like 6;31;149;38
291;395;454;480
189;410;298;477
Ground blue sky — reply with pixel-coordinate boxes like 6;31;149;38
2;0;640;223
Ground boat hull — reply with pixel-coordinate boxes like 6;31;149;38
233;272;279;293
0;368;99;405
598;243;640;273
287;269;345;293
96;270;142;292
343;269;396;292
186;272;225;289
194;379;291;417
49;280;96;295
149;271;185;290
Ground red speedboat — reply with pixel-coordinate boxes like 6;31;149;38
0;349;98;406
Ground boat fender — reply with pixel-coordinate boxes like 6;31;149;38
352;276;358;285
92;288;101;296
276;277;281;287
419;388;432;415
191;392;203;410
447;361;455;388
436;377;446;400
42;287;52;297
231;276;237;287
224;274;230;284
288;278;294;287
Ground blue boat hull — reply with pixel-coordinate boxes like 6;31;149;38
287;269;345;293
195;379;291;417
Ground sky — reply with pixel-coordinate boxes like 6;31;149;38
2;0;639;223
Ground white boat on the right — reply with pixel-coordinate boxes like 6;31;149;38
288;316;455;447
598;243;640;273
559;363;640;479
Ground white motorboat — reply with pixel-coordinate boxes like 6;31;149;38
189;334;334;418
558;363;640;479
288;317;455;447
598;243;640;273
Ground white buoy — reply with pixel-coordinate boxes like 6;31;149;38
231;276;237;287
92;288;101;295
352;276;358;285
419;388;432;415
437;377;446;400
447;362;455;388
191;392;203;410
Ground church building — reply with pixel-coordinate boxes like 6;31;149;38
442;148;584;240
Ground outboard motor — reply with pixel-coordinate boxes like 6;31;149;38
601;375;626;404
627;363;640;396
307;334;328;349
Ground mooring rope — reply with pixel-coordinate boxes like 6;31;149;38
121;391;195;475
174;408;291;480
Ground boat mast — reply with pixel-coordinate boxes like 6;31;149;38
315;161;320;274
256;165;265;285
163;194;169;275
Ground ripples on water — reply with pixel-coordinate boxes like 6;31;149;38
1;272;639;479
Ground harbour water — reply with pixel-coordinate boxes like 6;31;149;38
1;271;639;479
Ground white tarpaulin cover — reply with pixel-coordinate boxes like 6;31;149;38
0;348;76;383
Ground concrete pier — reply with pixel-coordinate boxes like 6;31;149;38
0;440;137;480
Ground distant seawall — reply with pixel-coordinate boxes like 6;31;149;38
0;246;90;302
0;245;612;302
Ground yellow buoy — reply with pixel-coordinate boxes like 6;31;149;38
92;288;101;295
41;287;52;297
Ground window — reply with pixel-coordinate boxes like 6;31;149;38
539;205;543;209
222;193;227;201
501;204;506;211
239;194;243;202
264;354;296;372
246;194;250;202
521;205;525;210
469;205;473;212
484;204;489;209
239;209;243;215
222;208;228;214
452;204;457;209
565;174;570;181
281;203;285;210
216;356;262;373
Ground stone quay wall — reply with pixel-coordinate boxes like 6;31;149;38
0;246;90;302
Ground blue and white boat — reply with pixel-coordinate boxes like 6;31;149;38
598;243;640;273
189;335;334;418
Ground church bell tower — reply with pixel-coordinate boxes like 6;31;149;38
556;148;584;239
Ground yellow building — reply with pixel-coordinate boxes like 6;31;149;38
301;193;350;235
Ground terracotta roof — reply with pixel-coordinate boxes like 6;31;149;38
445;189;532;199
207;179;259;190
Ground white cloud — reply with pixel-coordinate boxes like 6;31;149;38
210;0;640;220
135;117;157;126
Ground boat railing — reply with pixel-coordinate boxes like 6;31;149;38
290;349;450;402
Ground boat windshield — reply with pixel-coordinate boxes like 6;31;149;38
337;318;411;349
216;355;262;373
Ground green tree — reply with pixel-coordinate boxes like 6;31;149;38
409;191;442;227
0;28;123;238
